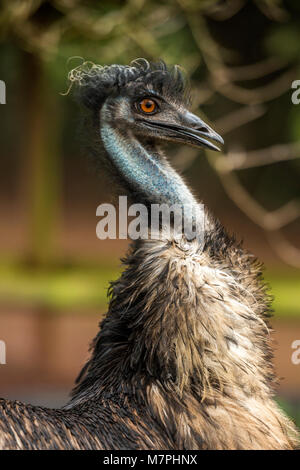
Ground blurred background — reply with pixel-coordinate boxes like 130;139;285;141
0;0;299;426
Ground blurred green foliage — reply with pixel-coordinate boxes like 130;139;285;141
277;398;300;428
0;263;118;311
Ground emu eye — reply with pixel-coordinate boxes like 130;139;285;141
139;98;157;114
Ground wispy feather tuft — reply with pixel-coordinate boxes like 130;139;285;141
66;59;190;109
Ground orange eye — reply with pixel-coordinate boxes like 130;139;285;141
139;98;157;114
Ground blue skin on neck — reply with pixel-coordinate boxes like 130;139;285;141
100;103;203;238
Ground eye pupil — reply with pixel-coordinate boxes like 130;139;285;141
140;98;156;113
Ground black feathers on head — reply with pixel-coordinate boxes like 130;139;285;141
68;59;190;110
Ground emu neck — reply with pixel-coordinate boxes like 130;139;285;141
100;119;198;212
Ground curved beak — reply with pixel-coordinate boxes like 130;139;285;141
179;111;224;151
139;111;224;151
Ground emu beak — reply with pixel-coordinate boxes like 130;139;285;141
180;111;224;151
140;111;224;151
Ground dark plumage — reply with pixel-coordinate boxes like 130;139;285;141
73;59;189;110
0;60;299;450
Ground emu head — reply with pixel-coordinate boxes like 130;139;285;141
70;59;223;152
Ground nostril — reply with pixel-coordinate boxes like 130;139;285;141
197;126;208;133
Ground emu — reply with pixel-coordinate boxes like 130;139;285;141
0;60;298;450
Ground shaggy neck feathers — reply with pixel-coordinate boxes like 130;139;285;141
69;233;274;407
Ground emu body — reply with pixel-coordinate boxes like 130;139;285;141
0;60;298;449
